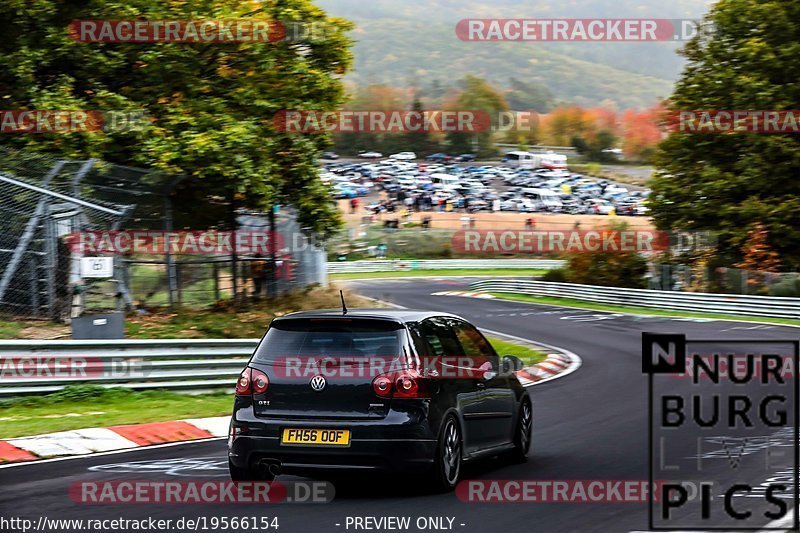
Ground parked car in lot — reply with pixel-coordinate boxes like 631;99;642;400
321;150;652;217
500;197;537;212
466;198;489;211
332;184;357;199
587;199;615;215
229;310;532;490
560;198;588;214
358;151;383;159
339;181;370;196
520;188;563;212
321;151;339;160
390;152;417;161
454;154;476;162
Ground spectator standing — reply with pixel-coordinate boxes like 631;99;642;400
251;255;267;298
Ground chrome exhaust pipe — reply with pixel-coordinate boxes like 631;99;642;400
257;459;282;477
268;462;282;477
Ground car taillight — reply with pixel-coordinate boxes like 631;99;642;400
235;368;269;395
236;369;251;395
372;371;428;399
252;369;269;394
394;373;421;398
373;375;392;398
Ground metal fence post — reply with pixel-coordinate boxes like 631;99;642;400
0;161;64;305
213;261;220;301
175;262;183;305
28;257;39;315
164;196;176;308
44;217;57;320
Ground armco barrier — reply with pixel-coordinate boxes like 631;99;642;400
469;279;800;320
328;259;564;274
0;339;259;396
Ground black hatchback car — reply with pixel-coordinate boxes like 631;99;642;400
228;309;532;490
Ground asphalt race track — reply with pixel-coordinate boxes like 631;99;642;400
1;277;798;533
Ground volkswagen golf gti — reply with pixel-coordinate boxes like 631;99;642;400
228;309;532;490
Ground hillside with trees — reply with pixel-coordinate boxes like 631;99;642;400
318;0;713;109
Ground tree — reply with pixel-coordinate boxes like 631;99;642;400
620;105;664;162
735;222;782;272
541;106;612;147
571;129;618;162
0;0;354;237
650;0;800;269
332;84;408;155
445;75;508;157
563;250;648;288
402;94;434;155
735;222;783;294
505;78;554;113
501;110;541;149
558;222;648;288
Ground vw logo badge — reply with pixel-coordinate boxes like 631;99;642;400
310;375;327;392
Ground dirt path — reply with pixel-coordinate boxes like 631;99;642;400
339;201;654;231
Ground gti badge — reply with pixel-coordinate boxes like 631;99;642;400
310;375;327;392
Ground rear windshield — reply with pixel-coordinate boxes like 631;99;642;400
253;318;406;364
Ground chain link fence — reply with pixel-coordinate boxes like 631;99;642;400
0;148;133;319
0;148;327;320
650;263;800;297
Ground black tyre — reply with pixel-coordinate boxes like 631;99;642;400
511;399;533;463
430;416;462;491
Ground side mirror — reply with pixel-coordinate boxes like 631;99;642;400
502;355;525;374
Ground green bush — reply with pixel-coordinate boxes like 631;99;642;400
562;251;648;288
769;278;800;297
541;268;568;282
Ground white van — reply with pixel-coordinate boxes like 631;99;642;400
505;151;569;171
539;153;568;170
430;173;462;189
521;188;563;212
504;151;537;169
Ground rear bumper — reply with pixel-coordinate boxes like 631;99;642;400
229;404;438;474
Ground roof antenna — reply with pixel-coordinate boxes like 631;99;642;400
340;290;348;315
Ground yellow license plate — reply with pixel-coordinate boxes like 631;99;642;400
281;428;351;446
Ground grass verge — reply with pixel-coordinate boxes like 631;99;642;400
0;386;232;439
125;286;379;339
487;337;547;367
0;320;68;340
0;335;545;438
488;292;800;327
331;269;546;280
0;287;380;340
